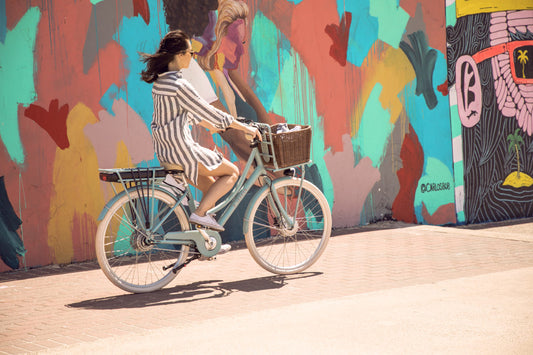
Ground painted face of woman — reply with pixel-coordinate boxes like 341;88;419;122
219;19;246;67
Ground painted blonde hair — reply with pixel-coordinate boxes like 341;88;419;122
197;0;249;71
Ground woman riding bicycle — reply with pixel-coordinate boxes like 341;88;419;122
140;30;261;232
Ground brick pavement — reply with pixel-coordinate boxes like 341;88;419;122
1;220;533;354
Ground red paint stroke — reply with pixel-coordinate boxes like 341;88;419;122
24;99;70;149
421;202;456;225
33;0;125;117
325;11;352;66
437;80;448;96
267;112;287;125
392;124;424;223
133;0;150;25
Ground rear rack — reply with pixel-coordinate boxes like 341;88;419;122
99;167;182;183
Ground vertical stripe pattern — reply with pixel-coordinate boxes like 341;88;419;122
151;71;234;185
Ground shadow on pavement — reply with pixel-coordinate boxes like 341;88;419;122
66;272;322;310
455;217;533;230
332;220;415;237
0;261;100;282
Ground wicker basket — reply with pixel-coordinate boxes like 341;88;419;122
260;124;311;169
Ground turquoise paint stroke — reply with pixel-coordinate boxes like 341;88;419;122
90;0;106;4
250;12;291;114
336;0;378;67
0;7;40;165
270;49;334;207
353;83;392;168
369;0;409;49
446;2;457;27
414;157;455;219
403;51;452;172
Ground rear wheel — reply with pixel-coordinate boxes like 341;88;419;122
245;178;331;274
96;188;190;293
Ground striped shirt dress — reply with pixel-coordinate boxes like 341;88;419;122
151;71;234;185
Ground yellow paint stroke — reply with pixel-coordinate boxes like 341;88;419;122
351;42;415;137
503;171;533;188
115;139;133;170
456;0;533;18
47;103;105;264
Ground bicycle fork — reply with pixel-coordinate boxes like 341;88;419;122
265;177;305;231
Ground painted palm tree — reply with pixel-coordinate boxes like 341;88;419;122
517;49;529;79
507;128;524;178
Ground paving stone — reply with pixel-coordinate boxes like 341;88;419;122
1;220;532;354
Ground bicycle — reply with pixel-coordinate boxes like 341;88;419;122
95;122;332;293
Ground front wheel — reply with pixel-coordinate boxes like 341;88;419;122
95;188;190;293
245;178;331;274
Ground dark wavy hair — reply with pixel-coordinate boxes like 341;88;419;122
140;30;190;83
163;0;218;35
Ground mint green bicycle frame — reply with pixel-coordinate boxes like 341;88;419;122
98;134;306;259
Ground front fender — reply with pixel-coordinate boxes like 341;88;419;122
97;186;182;221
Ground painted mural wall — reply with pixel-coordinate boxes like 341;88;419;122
0;0;472;271
447;1;533;224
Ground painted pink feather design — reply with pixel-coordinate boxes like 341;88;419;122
490;10;533;136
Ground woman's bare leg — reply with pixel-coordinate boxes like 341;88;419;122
195;159;239;216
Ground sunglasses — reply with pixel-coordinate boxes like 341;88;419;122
472;40;533;84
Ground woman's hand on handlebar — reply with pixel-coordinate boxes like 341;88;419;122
229;117;262;142
245;126;262;142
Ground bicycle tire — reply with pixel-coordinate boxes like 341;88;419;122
96;188;190;293
244;178;331;274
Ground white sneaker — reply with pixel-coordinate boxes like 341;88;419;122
163;174;185;189
219;243;231;254
189;213;225;231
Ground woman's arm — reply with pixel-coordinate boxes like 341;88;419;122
197;119;221;133
228;119;262;141
176;80;234;130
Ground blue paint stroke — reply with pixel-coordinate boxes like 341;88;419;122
0;0;6;43
101;0;167;127
336;0;378;67
403;50;451;172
